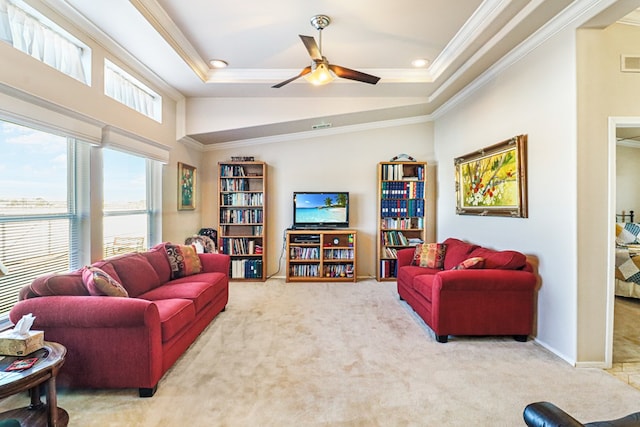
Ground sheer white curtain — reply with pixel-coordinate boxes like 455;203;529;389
104;64;156;119
0;0;86;83
0;0;10;43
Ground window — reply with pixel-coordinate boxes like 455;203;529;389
0;120;83;315
103;148;153;257
104;59;162;123
0;0;90;84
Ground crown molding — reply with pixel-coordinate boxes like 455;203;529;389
179;135;206;152
428;0;512;79
203;114;431;151
432;0;605;119
129;0;210;82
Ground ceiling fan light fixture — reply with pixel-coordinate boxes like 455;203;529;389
304;62;335;85
272;14;379;88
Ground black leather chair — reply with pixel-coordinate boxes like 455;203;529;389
523;401;640;427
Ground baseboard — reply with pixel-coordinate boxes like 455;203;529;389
531;337;577;367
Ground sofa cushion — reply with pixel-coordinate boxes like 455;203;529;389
138;281;216;313
413;274;436;303
413;243;446;269
397;265;439;289
81;266;129;297
469;247;527;270
104;253;162;297
442;238;479;270
169;271;227;287
451;257;485;271
164;243;203;280
26;270;89;298
140;243;172;283
152;299;196;343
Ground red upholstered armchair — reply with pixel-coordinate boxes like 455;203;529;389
396;238;537;343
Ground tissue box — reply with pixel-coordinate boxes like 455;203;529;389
0;330;44;356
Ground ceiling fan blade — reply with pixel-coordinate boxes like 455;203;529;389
328;64;380;85
271;66;312;88
299;35;322;61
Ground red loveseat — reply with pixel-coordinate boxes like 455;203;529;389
397;237;537;343
9;243;229;397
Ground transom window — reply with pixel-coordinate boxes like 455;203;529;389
104;59;162;123
0;0;90;84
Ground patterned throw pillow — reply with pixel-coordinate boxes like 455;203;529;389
82;266;128;297
413;243;447;269
164;243;203;280
451;257;485;270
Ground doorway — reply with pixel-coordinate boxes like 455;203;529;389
606;117;640;367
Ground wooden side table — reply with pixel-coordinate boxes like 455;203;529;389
0;342;68;426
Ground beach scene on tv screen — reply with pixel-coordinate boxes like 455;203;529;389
296;193;348;223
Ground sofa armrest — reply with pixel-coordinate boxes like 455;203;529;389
523;402;584;427
435;269;537;292
9;296;160;328
397;248;416;268
198;253;231;275
9;295;164;391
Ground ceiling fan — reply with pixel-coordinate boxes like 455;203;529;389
272;15;381;88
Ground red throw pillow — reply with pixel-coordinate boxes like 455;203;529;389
413;243;447;269
82;266;129;297
451;257;485;270
164;243;203;279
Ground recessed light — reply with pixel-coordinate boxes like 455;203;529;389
210;59;228;68
411;58;430;68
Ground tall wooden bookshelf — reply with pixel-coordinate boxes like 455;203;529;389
218;161;266;281
377;161;427;281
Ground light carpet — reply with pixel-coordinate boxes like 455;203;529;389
1;279;639;426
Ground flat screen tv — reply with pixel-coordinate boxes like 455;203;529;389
292;192;349;229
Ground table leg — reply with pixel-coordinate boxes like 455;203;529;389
46;376;59;427
28;384;43;409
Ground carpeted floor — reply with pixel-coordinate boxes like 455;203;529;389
1;279;639;426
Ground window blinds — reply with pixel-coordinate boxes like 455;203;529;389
0;217;72;314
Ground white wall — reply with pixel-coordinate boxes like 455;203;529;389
201;121;435;278
435;27;578;362
616;145;640;218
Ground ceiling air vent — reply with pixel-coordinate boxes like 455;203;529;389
621;55;640;72
312;122;332;130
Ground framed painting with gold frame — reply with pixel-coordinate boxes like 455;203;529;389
178;162;196;210
454;134;528;218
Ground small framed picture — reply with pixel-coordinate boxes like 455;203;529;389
178;162;196;210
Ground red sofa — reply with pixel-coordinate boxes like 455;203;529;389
9;243;229;397
397;237;537;343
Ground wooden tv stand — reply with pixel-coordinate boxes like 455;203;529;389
286;229;357;282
